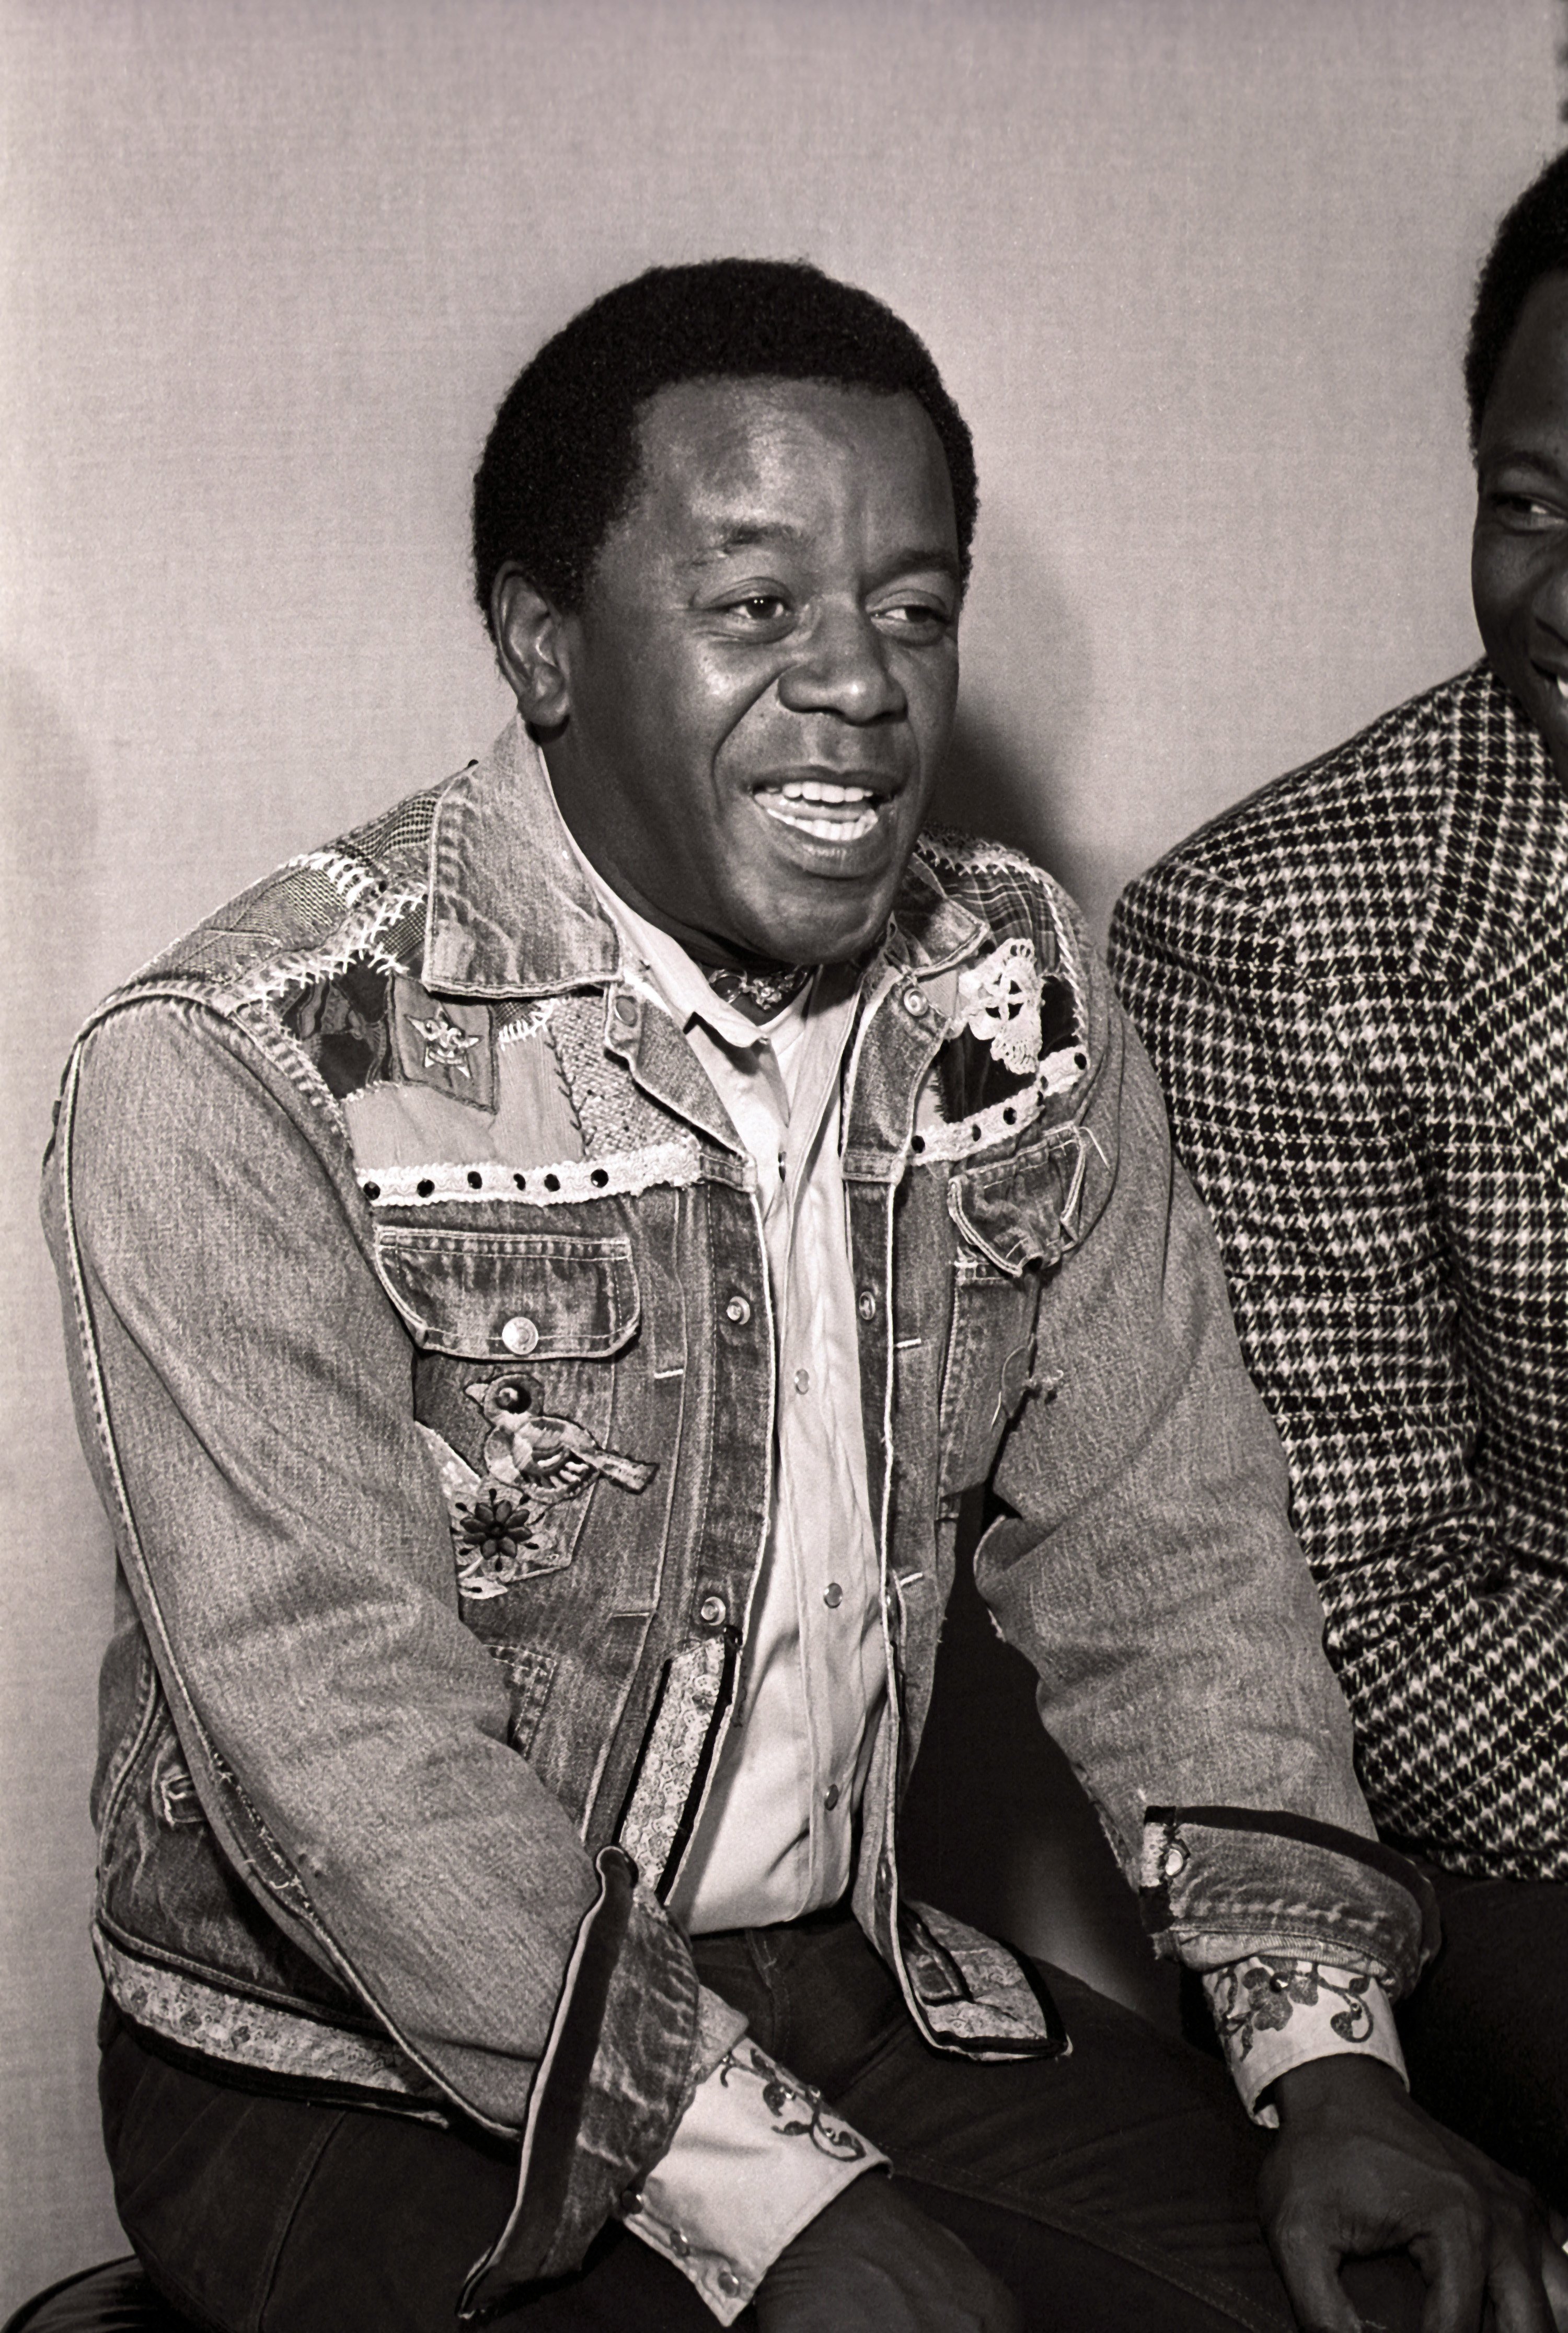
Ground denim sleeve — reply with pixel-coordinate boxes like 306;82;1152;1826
1110;854;1568;1880
45;995;702;2272
975;910;1433;1995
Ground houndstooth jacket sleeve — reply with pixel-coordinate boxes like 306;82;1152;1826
1109;663;1568;1884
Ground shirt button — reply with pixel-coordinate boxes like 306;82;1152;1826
725;1295;752;1325
856;1289;877;1320
500;1315;539;1355
717;2269;742;2297
697;1593;728;1627
793;1366;810;1393
823;1582;844;1609
823;1784;841;1811
902;988;928;1017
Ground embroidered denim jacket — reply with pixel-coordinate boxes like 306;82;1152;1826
43;721;1435;2316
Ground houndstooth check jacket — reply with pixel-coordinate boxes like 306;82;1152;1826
1109;660;1567;1884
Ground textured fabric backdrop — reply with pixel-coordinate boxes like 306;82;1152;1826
1;0;1558;2308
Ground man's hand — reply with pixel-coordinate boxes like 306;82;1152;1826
1262;2054;1568;2333
755;2173;1020;2333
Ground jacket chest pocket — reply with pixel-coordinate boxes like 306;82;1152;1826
375;1225;652;1600
937;1131;1086;1493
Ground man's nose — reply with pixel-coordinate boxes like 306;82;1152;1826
777;604;905;722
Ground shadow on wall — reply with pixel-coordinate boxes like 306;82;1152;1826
933;697;1090;897
932;533;1111;927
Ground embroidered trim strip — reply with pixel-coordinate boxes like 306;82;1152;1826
910;1044;1088;1164
95;1927;431;2097
360;1139;704;1208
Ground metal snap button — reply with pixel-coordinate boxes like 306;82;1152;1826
856;1289;877;1320
823;1783;841;1811
902;988;928;1017
500;1315;539;1355
697;1593;728;1627
823;1582;844;1609
725;1295;752;1325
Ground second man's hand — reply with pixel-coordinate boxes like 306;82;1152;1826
755;2173;1020;2333
1262;2054;1568;2333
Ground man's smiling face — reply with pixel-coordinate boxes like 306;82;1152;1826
503;375;962;966
1472;269;1568;782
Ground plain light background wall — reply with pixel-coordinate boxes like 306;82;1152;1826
2;0;1560;2305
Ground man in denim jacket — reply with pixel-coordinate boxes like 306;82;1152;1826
44;262;1562;2332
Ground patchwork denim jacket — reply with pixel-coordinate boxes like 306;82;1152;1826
44;721;1436;2316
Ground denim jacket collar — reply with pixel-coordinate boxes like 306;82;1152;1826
420;715;988;1003
423;718;622;999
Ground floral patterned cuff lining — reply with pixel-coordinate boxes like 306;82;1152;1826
1204;1957;1408;2128
620;2037;886;2324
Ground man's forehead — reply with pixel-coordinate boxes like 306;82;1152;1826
625;375;957;551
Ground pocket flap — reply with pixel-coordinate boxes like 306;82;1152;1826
946;1130;1088;1277
375;1227;640;1358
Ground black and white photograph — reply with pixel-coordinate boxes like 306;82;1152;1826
3;5;1565;2327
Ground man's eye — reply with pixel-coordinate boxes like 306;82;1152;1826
1490;492;1564;531
877;601;951;634
724;594;790;622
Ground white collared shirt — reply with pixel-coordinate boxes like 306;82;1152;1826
567;850;885;1934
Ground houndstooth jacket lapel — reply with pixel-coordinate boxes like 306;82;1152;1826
1412;665;1568;1199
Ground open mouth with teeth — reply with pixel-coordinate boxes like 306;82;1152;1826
755;777;887;842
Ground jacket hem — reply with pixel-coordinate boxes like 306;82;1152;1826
95;1926;440;2102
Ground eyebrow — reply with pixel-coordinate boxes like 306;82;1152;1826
1484;445;1568;485
688;523;962;584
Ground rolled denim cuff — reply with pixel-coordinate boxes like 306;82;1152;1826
1140;1806;1439;1997
460;1853;702;2320
1203;1959;1407;2127
622;2036;885;2324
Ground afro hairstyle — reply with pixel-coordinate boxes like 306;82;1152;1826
1466;146;1568;451
472;258;977;634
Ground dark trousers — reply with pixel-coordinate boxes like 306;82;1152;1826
1399;1869;1568;2210
100;1913;1433;2333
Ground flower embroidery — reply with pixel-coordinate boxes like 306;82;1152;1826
1209;1957;1374;2058
955;938;1044;1077
718;2042;867;2161
452;1481;555;1600
409;1008;482;1076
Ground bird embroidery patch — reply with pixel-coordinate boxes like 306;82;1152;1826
416;1383;656;1601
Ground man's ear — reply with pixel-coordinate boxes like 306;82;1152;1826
492;566;573;730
